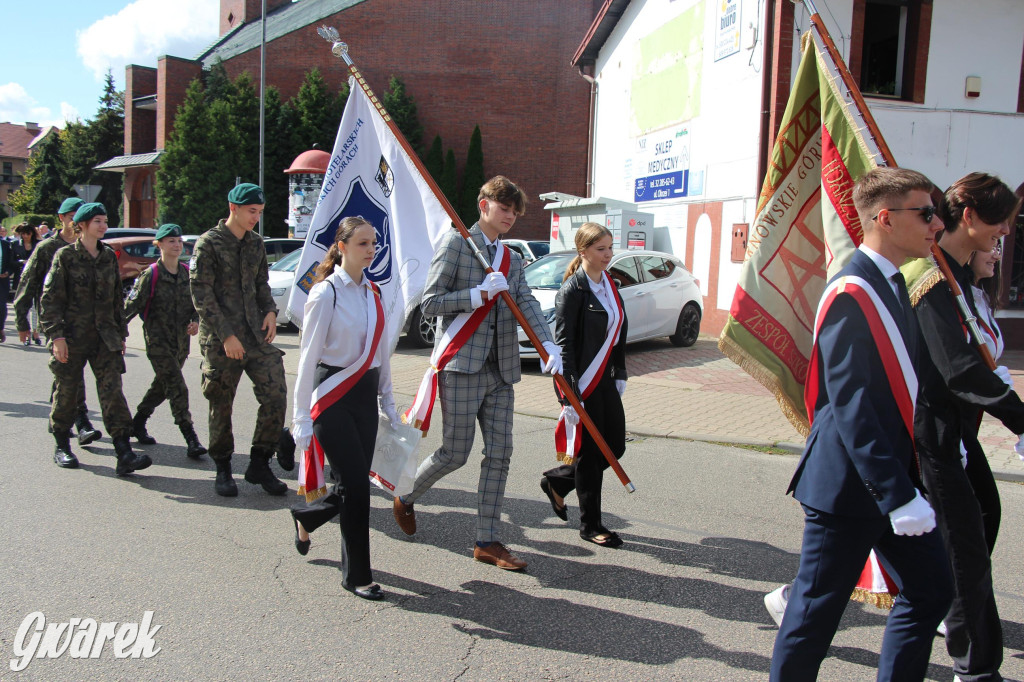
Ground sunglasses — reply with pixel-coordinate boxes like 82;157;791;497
871;206;938;223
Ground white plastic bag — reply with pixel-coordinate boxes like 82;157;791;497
369;414;421;497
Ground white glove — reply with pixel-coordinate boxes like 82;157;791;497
542;341;563;375
292;416;314;453
379;393;400;424
959;440;968;468
1014;434;1024;463
888;490;936;536
995;365;1014;389
560;405;579;426
476;272;508;301
615;380;626;397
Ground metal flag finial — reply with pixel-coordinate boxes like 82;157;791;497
317;25;348;59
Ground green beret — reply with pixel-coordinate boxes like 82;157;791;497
155;223;183;240
227;183;265;206
58;197;84;215
73;202;106;224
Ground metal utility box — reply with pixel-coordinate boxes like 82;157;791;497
605;209;654;251
541;193;653;252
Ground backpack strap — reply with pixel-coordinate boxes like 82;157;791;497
142;262;159;321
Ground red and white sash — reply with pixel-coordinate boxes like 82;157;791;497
297;279;385;503
804;275;917;437
806;275;916;610
554;272;624;465
403;242;511;433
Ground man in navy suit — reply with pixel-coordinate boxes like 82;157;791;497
770;167;953;681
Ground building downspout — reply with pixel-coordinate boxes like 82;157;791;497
757;0;777;195
577;65;598;198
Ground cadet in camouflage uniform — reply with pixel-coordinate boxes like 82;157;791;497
40;202;152;475
14;196;102;446
124;223;207;458
190;183;288;497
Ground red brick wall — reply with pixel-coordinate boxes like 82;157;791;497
125;65;156;155
213;0;595;238
157;56;203;150
767;0;794;146
220;0;291;34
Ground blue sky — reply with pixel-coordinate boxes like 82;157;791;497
2;0;219;127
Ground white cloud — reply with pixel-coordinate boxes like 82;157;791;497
76;0;219;82
0;83;74;127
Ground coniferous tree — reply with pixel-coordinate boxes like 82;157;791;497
382;76;423;156
262;87;295;237
423;135;443;183
458;125;485;227
10;131;66;214
227;72;260;188
205;58;235;103
440;148;458;214
292;68;339;152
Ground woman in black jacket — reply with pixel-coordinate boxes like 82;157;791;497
540;222;628;547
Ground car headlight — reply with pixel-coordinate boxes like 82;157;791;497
271;287;286;297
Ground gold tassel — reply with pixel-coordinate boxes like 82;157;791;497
850;587;895;610
718;334;810;438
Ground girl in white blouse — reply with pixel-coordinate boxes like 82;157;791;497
289;216;398;601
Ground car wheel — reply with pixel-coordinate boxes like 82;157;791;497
669;303;701;347
407;306;437;348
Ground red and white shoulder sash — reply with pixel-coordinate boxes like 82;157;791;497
555;272;624;464
804;275;916;440
403;242;511;433
298;278;385;503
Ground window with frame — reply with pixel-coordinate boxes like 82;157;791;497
852;0;931;103
2;161;12;184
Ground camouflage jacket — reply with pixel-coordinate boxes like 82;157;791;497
189;220;277;349
13;231;76;332
40;239;127;351
125;259;198;357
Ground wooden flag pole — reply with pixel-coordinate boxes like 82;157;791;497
320;29;636;492
800;0;996;370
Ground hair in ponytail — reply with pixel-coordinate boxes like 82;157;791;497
563;221;614;282
312;216;373;285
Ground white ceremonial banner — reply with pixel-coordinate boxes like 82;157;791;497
286;76;451;348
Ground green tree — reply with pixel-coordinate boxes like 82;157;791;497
204;58;235;103
440;148;458;214
458;125;485;227
423;134;443;183
292;68;346;153
156;78;239;233
262;86;295;237
10;131;66;214
382;75;423;156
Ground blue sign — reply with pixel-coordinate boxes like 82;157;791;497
634;170;688;202
313;177;392;284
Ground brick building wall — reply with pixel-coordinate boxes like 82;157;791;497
210;0;599;238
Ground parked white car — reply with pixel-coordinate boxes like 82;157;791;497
501;239;550;264
516;249;703;358
268;248;303;327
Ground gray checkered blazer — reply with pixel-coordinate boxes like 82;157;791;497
420;224;552;384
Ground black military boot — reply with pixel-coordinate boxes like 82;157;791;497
113;437;153;476
179;423;207;459
214;458;238;497
244;448;288;496
75;413;102;446
53;430;79;469
277;427;296;471
131;413;157;445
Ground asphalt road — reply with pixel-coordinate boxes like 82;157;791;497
2;330;1024;680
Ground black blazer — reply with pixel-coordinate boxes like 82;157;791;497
553;267;628;401
0;238;16;279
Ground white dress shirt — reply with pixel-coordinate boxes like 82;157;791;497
293;265;392;422
972;285;1004;361
858;244;901;299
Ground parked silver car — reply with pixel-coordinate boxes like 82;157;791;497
516;249;703;358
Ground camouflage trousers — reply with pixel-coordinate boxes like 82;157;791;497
49;380;89;422
137;351;192;426
200;340;286;461
49;335;131;438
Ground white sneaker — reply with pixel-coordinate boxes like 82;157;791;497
937;620;948;637
764;584;790;627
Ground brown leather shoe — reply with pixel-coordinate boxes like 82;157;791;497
393;496;416;535
473;542;527;571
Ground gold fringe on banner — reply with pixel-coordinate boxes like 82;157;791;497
850;587;895;610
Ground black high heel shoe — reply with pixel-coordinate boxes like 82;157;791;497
291;515;310;556
343;583;385;601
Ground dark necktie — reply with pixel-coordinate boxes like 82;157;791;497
892;272;918;359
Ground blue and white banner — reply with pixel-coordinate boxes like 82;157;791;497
286;77;451;349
